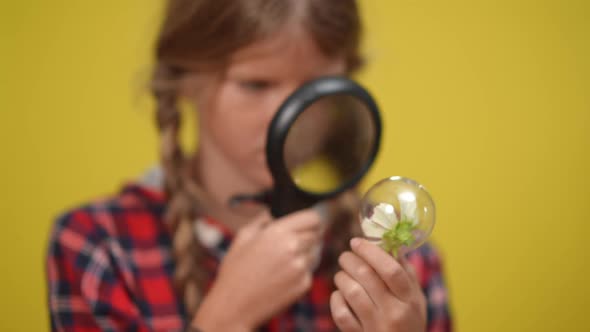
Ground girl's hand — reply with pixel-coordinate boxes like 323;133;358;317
330;238;427;332
192;209;324;331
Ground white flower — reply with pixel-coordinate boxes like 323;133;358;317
361;192;418;244
398;191;418;226
361;203;396;241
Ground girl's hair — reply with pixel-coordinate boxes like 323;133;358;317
151;0;363;315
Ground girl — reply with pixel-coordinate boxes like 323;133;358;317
47;0;452;331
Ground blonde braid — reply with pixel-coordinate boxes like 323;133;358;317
152;63;208;315
322;191;363;278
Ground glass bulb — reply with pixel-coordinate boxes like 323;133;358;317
360;176;435;257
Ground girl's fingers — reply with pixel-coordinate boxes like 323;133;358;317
298;231;323;249
274;229;322;259
350;238;413;302
308;243;323;271
334;271;374;327
338;251;389;305
399;255;420;288
301;239;322;270
235;213;271;244
278;209;323;232
330;291;362;332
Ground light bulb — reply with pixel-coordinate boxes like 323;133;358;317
360;176;435;257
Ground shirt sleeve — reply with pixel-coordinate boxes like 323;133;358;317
408;243;453;332
46;210;152;332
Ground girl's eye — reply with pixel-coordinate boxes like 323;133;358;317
239;79;274;92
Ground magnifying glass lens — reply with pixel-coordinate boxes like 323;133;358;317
283;94;376;195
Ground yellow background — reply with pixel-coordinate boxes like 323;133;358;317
1;0;589;331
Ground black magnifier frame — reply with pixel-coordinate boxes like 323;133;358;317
266;76;382;218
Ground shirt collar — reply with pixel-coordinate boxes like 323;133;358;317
194;216;234;260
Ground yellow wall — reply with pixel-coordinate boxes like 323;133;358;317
1;1;588;331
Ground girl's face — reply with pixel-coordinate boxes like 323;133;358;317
183;28;347;192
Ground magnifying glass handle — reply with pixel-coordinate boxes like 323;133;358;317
269;186;319;218
228;190;273;208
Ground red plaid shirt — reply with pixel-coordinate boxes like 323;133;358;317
47;182;452;331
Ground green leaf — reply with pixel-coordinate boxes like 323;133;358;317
380;217;417;257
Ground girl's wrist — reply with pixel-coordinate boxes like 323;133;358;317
191;315;251;332
192;286;252;332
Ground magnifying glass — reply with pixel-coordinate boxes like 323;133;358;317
230;76;382;218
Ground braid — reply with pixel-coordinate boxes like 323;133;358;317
323;190;363;277
152;63;208;315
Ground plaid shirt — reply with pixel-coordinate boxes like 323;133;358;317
47;183;452;332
